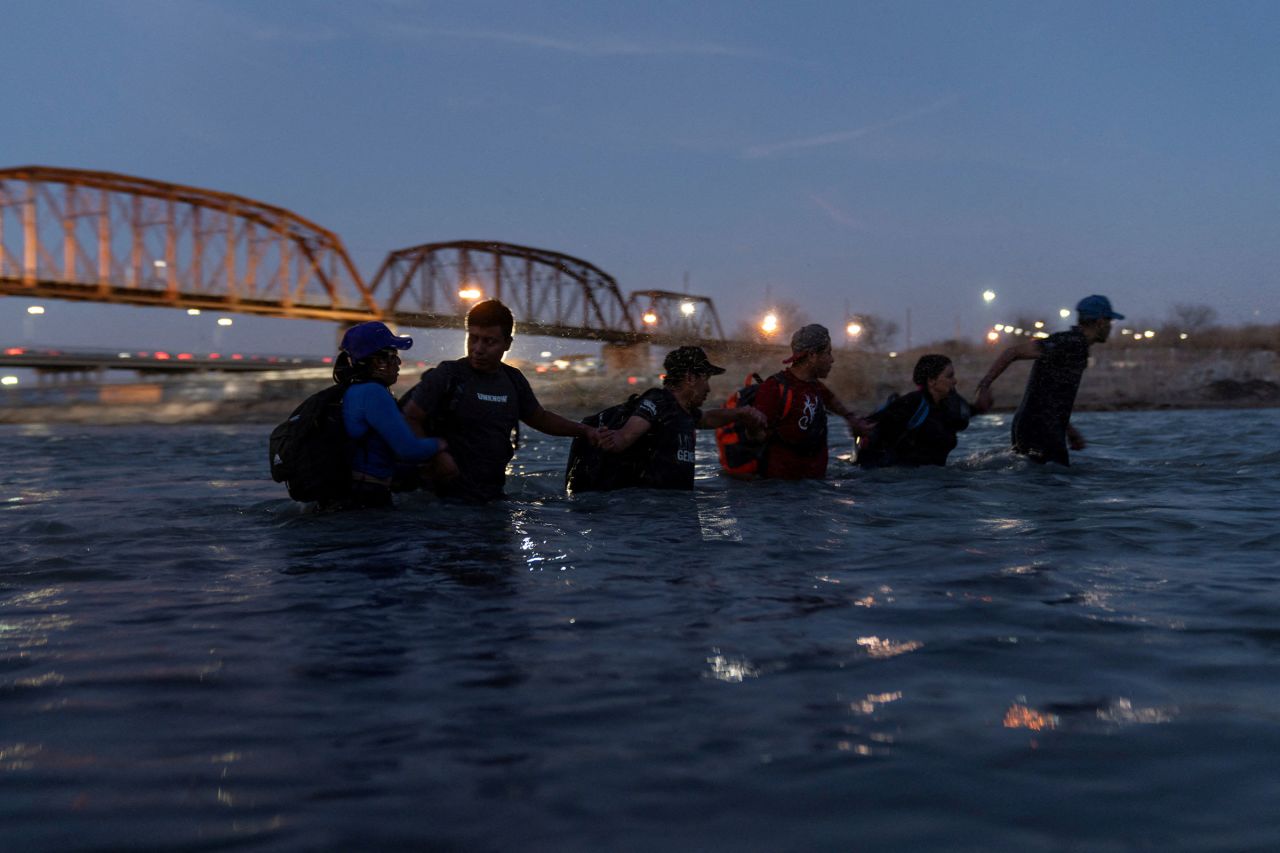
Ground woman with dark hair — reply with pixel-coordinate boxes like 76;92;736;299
332;321;447;508
856;354;984;468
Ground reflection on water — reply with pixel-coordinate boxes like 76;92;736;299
2;409;1280;850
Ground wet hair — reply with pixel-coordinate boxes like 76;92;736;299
912;354;952;387
466;299;514;340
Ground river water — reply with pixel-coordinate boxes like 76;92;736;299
4;407;1279;851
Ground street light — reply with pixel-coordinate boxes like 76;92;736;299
760;312;779;335
26;305;45;315
642;311;658;326
1059;308;1071;319
679;301;696;317
846;320;863;338
217;317;233;327
982;290;996;304
187;308;202;316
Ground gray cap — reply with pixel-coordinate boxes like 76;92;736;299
789;324;831;353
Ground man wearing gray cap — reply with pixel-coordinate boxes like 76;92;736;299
754;324;868;480
974;294;1123;465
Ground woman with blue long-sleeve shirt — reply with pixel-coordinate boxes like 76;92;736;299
332;321;445;508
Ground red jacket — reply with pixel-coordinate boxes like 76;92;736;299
753;369;835;479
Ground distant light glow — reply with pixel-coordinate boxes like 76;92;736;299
1;376;18;386
1059;308;1071;319
187;308;201;316
1034;321;1044;329
986;331;999;342
642;311;658;325
1180;333;1189;340
458;286;483;301
217;318;233;327
888;351;898;358
846;321;862;337
982;289;996;303
1014;328;1024;335
1133;333;1143;340
994;324;1005;332
1143;330;1155;338
760;312;779;334
540;351;552;358
154;259;167;268
26;306;45;315
679;301;696;316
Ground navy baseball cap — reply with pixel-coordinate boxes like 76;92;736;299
340;321;413;362
1076;295;1124;321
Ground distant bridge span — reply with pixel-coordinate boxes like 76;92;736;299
0;166;723;345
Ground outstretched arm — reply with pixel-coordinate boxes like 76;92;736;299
975;339;1042;411
699;405;767;436
524;407;603;445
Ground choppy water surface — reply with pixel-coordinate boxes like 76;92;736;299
3;408;1279;851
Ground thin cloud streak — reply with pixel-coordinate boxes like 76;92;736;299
743;96;959;159
379;24;765;58
810;194;865;230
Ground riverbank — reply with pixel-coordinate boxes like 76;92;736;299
1;346;1277;424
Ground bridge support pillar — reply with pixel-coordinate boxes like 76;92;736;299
601;342;651;375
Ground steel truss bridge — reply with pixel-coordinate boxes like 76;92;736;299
0;166;725;346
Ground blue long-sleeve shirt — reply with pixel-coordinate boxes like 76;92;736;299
342;382;441;480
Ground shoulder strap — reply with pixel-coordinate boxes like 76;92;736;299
906;396;930;430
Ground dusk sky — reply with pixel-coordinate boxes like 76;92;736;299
3;0;1278;359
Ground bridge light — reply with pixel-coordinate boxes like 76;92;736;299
760;312;779;335
680;301;696;317
458;287;483;301
27;306;45;315
1;376;17;386
187;308;201;316
642;311;659;325
217;318;233;327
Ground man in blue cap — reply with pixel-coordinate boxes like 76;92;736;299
974;295;1124;465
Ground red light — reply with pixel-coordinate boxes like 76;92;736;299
3;347;24;356
208;353;221;359
154;352;171;360
137;351;149;357
627;376;638;385
177;353;193;360
322;356;333;364
231;354;243;360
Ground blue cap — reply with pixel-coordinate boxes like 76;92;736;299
340;321;413;362
1076;295;1124;321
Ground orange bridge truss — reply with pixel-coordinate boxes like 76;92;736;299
0;166;723;344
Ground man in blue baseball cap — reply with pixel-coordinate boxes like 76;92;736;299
973;294;1124;465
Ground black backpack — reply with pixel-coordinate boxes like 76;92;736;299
564;395;648;493
268;384;351;502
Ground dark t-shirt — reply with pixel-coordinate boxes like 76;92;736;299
858;389;971;468
407;358;540;501
754;370;835;480
631;387;701;490
1012;328;1090;464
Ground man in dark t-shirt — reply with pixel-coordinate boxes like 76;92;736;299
974;294;1123;465
596;346;766;490
402;300;604;501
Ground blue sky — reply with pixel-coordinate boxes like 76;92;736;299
3;0;1278;358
